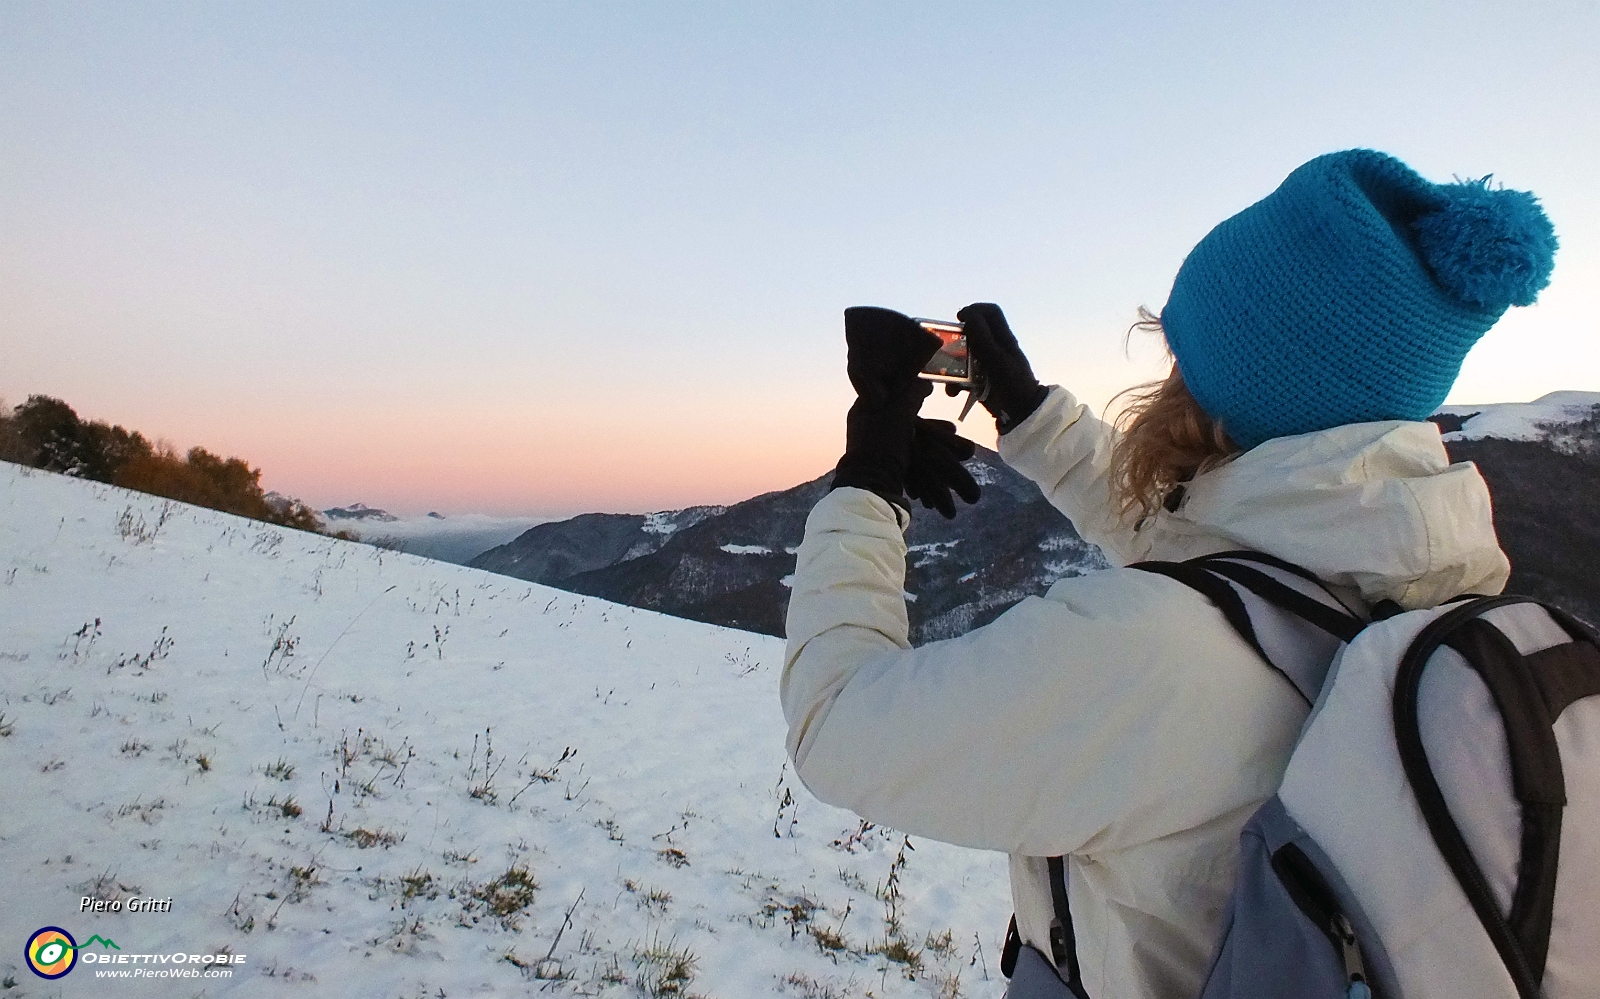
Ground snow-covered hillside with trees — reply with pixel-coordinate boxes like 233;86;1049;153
0;462;1009;998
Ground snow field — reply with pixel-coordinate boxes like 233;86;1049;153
0;463;1010;998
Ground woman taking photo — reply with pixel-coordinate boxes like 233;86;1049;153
782;149;1558;997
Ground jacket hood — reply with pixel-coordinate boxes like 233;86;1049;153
1161;420;1509;608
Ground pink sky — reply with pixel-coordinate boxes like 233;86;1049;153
4;5;1596;517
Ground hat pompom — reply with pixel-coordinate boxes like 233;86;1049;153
1413;178;1558;310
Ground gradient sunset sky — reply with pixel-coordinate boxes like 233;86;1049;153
4;3;1597;517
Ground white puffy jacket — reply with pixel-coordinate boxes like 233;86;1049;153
782;386;1511;998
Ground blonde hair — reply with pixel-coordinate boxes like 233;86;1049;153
1107;308;1238;522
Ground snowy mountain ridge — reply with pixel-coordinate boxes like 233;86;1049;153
472;449;1109;644
467;396;1598;641
0;461;1008;997
1433;390;1600;442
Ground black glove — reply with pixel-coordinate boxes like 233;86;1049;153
955;302;1050;434
830;307;942;513
904;418;982;519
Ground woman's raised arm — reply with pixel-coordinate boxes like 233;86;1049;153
999;386;1143;566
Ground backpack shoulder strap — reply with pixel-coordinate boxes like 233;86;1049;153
999;860;1091;997
1131;551;1366;707
1047;856;1087;995
1190;552;1365;644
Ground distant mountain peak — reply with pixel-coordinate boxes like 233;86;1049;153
323;502;399;522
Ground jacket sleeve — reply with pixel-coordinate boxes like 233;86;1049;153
781;487;1305;857
997;385;1142;566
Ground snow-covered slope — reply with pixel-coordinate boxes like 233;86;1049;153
1434;390;1600;442
0;462;1009;997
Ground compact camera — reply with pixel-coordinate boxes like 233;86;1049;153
914;319;977;389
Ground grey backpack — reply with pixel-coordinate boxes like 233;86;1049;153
1002;551;1600;999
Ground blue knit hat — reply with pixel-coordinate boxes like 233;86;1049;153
1162;149;1558;450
